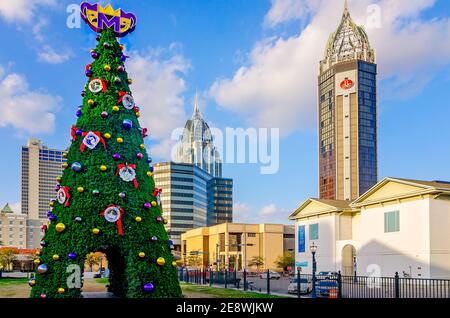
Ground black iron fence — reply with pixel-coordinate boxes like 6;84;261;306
178;268;450;299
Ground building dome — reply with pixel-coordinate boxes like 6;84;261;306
320;1;375;72
175;94;222;177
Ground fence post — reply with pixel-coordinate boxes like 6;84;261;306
225;269;228;289
209;268;212;286
337;271;342;298
297;268;301;299
244;269;247;291
395;272;400;298
186;268;189;283
179;268;182;281
267;269;270;295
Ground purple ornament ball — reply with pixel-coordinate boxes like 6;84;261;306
68;252;77;260
122;119;133;130
49;215;56;222
136;153;143;159
76;129;83;136
120;55;127;62
81;90;85;97
85;70;93;77
101;111;109;118
117;65;125;72
143;283;154;292
76;110;82;117
143;202;151;209
91;51;98;59
112;153;121;161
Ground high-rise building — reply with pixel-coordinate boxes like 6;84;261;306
175;94;222;177
207;178;233;226
21;138;66;220
318;1;377;201
153;162;212;253
21;138;66;248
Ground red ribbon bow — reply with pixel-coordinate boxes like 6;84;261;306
116;163;138;188
41;225;47;233
80;131;106;153
70;126;78;141
141;128;148;138
60;186;71;207
152;188;162;210
101;204;124;236
86;63;92;71
117;91;131;104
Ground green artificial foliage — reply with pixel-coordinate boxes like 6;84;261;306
30;28;182;298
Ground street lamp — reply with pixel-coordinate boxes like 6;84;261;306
310;242;318;298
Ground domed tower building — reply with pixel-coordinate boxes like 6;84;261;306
318;0;378;201
175;94;222;177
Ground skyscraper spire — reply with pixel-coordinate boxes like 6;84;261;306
343;0;350;17
193;90;201;119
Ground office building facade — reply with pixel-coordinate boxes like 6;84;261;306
21;138;66;219
318;2;378;201
0;204;27;249
207;178;233;226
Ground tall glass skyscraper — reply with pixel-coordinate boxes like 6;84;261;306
175;94;222;177
318;1;378;201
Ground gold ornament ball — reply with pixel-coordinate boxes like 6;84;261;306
112;106;120;112
62;152;68;158
52;254;60;261
100;165;107;171
157;257;165;266
89;49;94;53
104;133;111;139
117;137;124;144
58;288;65;294
88;99;95;106
34;259;41;265
120;44;125;51
139;143;145;149
92;228;100;235
77;187;84;193
104;64;111;71
127;78;133;84
172;261;177;267
146;171;152;177
62;163;68;168
35;250;41;256
135;111;140;118
56;176;62;182
151;201;157;207
49;201;54;207
55;223;66;233
135;216;142;223
163;218;168;224
138;252;145;258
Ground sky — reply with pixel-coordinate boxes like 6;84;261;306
0;0;449;223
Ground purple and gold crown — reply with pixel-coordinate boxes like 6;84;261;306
80;2;137;37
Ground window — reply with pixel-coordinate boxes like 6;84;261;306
384;211;400;233
309;223;319;240
247;233;256;237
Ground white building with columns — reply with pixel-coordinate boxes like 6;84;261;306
289;177;450;279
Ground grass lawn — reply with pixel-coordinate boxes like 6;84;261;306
181;283;286;298
0;278;28;285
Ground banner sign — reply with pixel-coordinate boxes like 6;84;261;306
298;225;305;253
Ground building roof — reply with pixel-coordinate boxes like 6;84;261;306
1;203;13;213
321;0;375;71
288;198;353;220
351;177;450;207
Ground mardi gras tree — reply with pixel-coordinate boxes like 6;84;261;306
29;2;181;298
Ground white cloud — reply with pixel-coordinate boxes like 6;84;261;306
38;45;72;64
258;203;279;216
264;0;314;27
232;202;252;223
0;68;61;134
0;0;55;23
210;0;450;135
126;45;190;159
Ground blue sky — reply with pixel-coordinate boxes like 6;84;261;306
0;0;449;223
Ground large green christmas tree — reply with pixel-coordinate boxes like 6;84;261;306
29;3;181;298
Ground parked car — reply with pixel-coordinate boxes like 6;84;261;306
287;277;312;294
315;272;338;297
259;270;281;280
